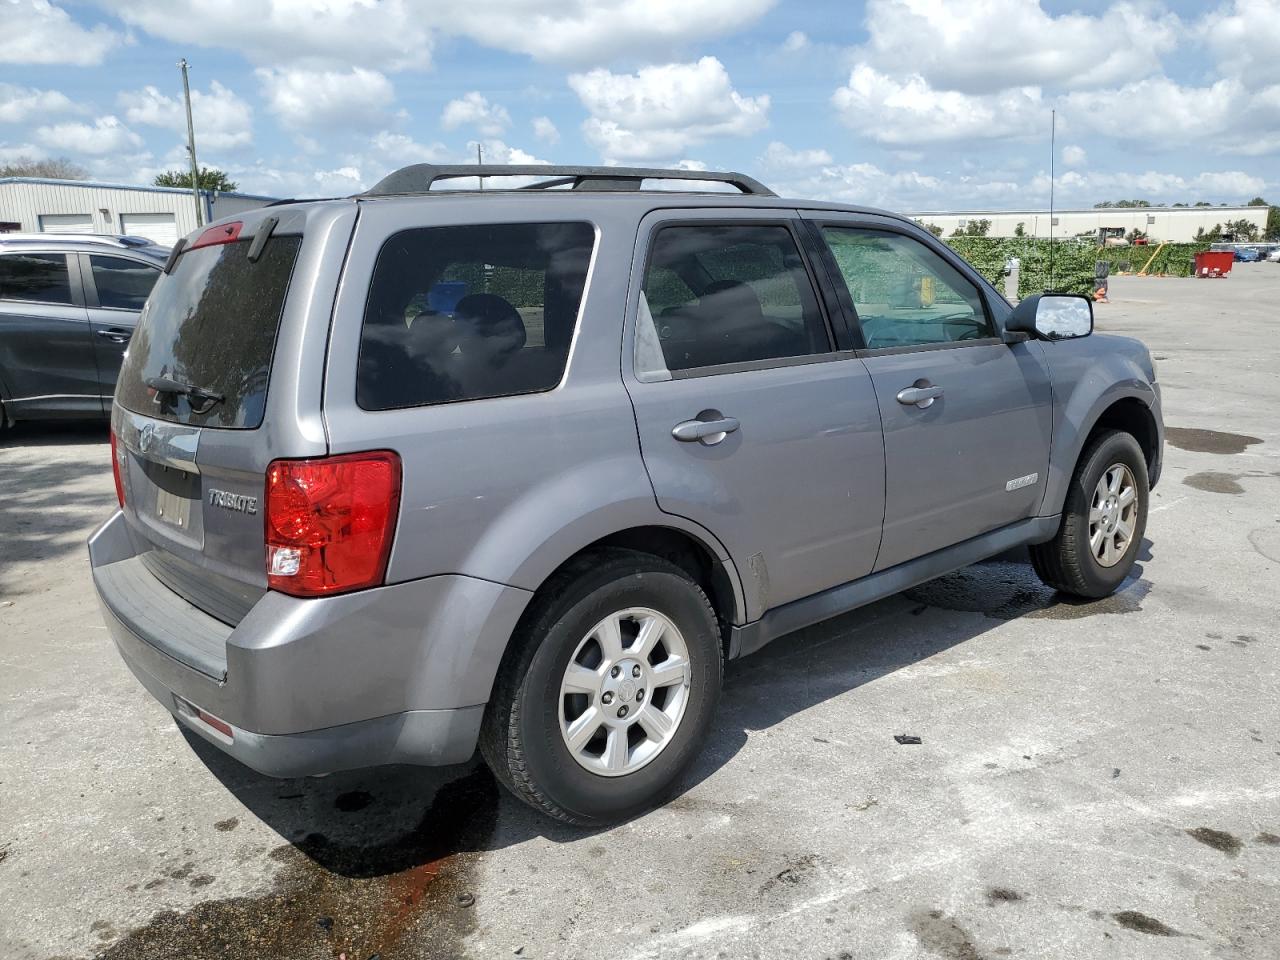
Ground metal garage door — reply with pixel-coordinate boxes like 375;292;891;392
120;213;178;246
39;213;94;233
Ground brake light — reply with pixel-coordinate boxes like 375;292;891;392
264;451;401;597
188;220;243;251
110;429;126;507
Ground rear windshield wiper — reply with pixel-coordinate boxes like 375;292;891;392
146;375;224;414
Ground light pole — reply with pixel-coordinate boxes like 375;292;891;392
179;58;203;227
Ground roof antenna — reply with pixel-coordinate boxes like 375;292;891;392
1048;108;1056;292
179;58;204;227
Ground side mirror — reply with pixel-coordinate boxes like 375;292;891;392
1006;293;1094;341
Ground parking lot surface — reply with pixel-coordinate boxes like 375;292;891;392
2;265;1278;960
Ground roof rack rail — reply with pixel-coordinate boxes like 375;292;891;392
0;232;161;247
362;164;776;197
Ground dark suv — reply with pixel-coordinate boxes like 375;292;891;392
0;233;165;429
90;165;1162;824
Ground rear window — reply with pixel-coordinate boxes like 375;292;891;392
115;236;301;429
357;221;595;411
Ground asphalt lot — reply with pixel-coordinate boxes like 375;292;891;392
2;264;1278;960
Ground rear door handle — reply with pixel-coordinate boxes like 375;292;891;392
96;328;131;343
896;384;943;408
672;416;740;445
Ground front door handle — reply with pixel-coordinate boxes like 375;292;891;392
896;383;943;408
672;416;740;445
96;328;131;343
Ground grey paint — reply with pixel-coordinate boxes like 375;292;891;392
90;186;1163;774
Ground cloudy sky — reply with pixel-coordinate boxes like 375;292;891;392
0;0;1275;211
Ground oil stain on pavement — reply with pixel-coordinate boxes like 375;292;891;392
90;766;498;960
1164;427;1262;455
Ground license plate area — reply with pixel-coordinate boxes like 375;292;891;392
155;485;191;529
137;458;204;545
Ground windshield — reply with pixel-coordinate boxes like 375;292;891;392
115;236;301;429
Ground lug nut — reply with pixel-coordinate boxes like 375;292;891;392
617;705;629;718
602;691;614;705
636;689;645;702
610;665;621;678
632;664;642;678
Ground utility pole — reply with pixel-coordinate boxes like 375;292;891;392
476;142;484;191
1048;108;1056;291
179;58;203;227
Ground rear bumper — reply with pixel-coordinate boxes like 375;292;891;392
89;510;531;776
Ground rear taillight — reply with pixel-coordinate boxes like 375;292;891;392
110;429;126;507
264;451;401;597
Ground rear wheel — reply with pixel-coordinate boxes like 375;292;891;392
480;549;722;825
1030;430;1148;598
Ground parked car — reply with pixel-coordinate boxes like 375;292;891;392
89;165;1163;824
0;233;166;428
1233;246;1262;262
1267;248;1280;263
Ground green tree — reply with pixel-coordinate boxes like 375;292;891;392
913;219;943;238
1094;199;1151;208
0;156;88;179
951;218;991;237
1194;201;1212;207
153;167;239;192
1222;218;1260;242
1195;224;1223;241
1247;196;1268;206
1014;221;1026;237
1266;207;1280;241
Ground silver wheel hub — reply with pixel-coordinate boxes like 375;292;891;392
1088;463;1139;568
558;607;692;777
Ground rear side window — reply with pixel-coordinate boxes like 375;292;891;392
0;253;73;304
89;255;161;310
115;236;301;429
635;224;830;377
357;221;595;411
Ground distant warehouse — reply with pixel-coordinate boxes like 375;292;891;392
909;206;1269;244
0;177;277;246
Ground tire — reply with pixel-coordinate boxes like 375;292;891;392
480;548;723;826
1030;429;1148;598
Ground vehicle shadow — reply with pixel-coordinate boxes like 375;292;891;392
188;543;1152;880
0;421;114;597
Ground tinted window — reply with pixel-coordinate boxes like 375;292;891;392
636;224;829;377
115;237;301;429
90;255;160;310
822;228;993;349
357;222;595;411
0;253;73;304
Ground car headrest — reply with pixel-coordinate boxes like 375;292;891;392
453;292;526;356
698;279;764;332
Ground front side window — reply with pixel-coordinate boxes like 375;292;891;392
0;253;73;305
89;255;161;311
357;221;595;411
636;224;829;377
822;228;993;349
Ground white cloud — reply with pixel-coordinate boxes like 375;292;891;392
34;116;142;155
441;92;511;136
1201;0;1280;88
118;81;253;149
0;0;122;65
532;116;560;145
832;65;1044;144
256;67;394;130
856;0;1178;95
0;83;78;124
98;0;773;70
760;141;833;170
570;56;769;162
1037;168;1269;206
782;30;808;53
1064;75;1280;156
1061;145;1087;168
436;0;775;65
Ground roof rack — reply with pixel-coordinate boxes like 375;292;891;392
362;164;776;197
0;233;161;248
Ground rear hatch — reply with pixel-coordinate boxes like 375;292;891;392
112;205;351;632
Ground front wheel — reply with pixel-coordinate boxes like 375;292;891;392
480;549;723;825
1030;429;1148;598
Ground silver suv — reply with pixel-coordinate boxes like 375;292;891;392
89;165;1162;824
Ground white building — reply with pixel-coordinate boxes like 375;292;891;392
0;177;277;246
908;206;1269;243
